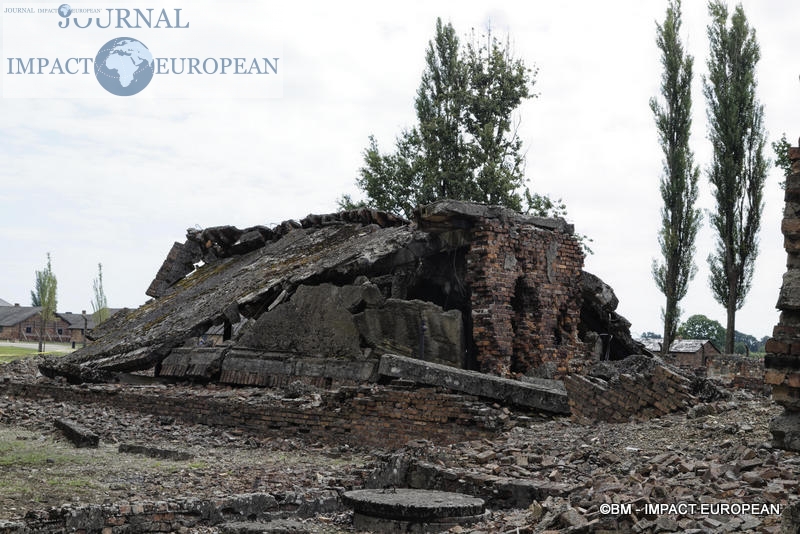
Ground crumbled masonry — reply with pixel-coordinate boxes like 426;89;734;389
38;200;717;422
766;139;800;451
1;190;794;532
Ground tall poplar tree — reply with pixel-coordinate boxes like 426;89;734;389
650;0;701;355
703;1;767;353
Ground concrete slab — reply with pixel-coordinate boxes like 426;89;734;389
378;354;569;414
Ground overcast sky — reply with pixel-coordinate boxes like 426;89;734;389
1;0;798;339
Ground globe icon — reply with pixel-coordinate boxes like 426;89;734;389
58;4;71;17
94;37;154;97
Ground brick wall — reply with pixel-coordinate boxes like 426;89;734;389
1;491;339;534
563;364;696;423
467;218;583;377
0;381;508;449
706;354;764;380
765;139;800;449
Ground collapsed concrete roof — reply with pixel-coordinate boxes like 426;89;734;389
40;201;646;404
44;208;425;377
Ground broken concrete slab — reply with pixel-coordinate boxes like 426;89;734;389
238;284;364;359
146;241;202;299
159;347;226;380
354;299;464;367
54;418;99;448
580;271;648;360
378;354;569;414
416;199;572;234
42;218;430;382
219;350;379;386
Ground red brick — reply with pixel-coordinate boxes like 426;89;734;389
766;339;790;354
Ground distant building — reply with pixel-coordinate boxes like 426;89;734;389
669;339;722;367
641;338;663;353
637;337;722;366
0;304;71;343
0;301;121;345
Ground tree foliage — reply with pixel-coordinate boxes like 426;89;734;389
650;0;701;356
677;314;725;349
703;1;767;353
676;314;766;354
772;132;791;189
91;262;109;325
352;18;548;219
30;253;57;353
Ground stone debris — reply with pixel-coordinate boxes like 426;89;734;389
563;355;726;423
118;443;195;461
53;417;99;448
367;389;797;533
1;357;799;533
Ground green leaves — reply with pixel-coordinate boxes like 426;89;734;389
31;252;57;353
703;0;767;352
352;18;537;219
772;132;791;188
677;314;726;349
651;0;701;351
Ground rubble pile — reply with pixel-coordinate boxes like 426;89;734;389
0;370;796;533
369;390;797;533
563;355;727;423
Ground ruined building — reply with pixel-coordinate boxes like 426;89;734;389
42;201;642;394
766;139;800;450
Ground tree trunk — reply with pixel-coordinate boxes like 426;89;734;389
661;260;678;357
661;298;674;357
38;316;44;353
726;281;736;354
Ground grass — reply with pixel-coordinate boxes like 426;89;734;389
0;428;202;516
0;344;72;363
0;435;77;467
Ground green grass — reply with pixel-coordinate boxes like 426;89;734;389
0;438;75;467
0;346;40;361
0;345;72;363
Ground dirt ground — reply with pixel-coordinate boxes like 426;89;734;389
1;356;799;533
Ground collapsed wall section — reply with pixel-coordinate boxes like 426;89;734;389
417;201;584;378
765;139;800;450
0;381;510;448
469;217;583;377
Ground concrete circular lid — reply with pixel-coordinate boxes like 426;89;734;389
342;489;485;521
